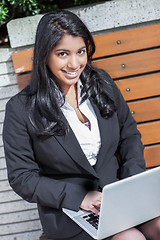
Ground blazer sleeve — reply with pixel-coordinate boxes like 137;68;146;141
111;77;146;178
3;96;88;211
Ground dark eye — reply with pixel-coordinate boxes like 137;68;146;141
78;49;86;55
58;52;67;57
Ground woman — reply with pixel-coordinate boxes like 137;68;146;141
3;10;160;240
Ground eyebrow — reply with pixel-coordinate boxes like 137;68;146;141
55;46;86;52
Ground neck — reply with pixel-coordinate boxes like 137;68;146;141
65;84;78;109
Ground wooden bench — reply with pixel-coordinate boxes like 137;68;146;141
12;23;160;169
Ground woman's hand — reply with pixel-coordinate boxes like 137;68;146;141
80;191;102;215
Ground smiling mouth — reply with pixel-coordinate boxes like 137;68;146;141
63;69;79;76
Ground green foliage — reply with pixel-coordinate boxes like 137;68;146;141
8;0;40;15
0;3;9;24
0;0;102;25
0;0;41;25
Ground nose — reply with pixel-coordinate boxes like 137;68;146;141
67;54;79;70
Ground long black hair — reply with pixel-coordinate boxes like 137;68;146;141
27;10;117;136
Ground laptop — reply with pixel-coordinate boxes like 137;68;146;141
63;166;160;239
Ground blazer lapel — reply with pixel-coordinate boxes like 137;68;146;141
54;125;98;178
90;99;114;170
54;99;114;176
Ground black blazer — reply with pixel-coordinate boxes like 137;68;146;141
3;74;145;239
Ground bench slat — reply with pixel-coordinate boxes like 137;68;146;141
144;145;160;168
12;49;33;74
93;24;160;58
128;97;160;123
12;48;160;77
138;121;160;145
93;48;160;78
16;72;160;102
115;73;160;101
17;73;31;91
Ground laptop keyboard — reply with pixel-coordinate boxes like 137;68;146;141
82;213;99;229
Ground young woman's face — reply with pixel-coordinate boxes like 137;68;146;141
48;34;88;92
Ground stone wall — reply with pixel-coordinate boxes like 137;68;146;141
0;0;160;239
7;0;160;48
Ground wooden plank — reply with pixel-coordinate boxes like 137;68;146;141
144;145;160;168
12;48;160;78
12;48;33;74
11;24;160;74
10;24;160;65
137;121;160;145
13;70;160;102
115;72;160;101
17;73;31;91
128;97;160;123
93;23;160;58
92;48;160;78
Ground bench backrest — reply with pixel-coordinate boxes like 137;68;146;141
12;23;160;168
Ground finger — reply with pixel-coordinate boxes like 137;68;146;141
90;205;100;215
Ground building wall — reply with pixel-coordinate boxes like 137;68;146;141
0;0;160;239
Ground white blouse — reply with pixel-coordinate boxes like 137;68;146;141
61;80;101;166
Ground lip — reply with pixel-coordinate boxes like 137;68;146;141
62;69;80;77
